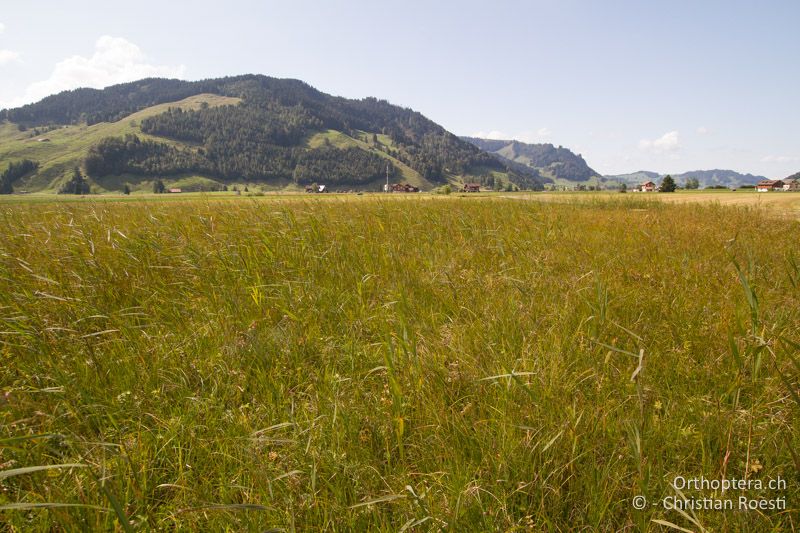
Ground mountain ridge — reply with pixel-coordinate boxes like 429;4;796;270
462;137;601;182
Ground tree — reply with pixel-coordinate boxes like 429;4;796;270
620;182;627;193
123;184;131;195
58;167;90;195
685;177;700;190
153;179;165;194
660;175;676;193
1;159;39;194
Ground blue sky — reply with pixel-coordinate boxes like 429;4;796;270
1;0;798;177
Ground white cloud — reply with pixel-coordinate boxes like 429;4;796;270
471;130;512;141
0;49;20;65
470;127;553;144
1;36;186;108
696;126;709;135
638;131;680;153
530;127;552;141
0;22;6;34
760;155;799;163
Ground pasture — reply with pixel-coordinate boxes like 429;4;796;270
0;195;798;531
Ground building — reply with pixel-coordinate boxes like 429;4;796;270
390;183;420;193
167;188;182;193
756;180;784;192
463;183;481;192
640;181;656;192
782;177;800;191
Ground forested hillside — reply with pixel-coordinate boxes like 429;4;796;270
1;75;543;190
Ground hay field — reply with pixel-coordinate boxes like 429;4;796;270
1;196;798;531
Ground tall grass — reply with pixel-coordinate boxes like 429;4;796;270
0;196;797;530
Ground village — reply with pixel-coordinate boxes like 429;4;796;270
628;175;800;193
302;182;485;193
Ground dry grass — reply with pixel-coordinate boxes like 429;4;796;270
505;190;800;219
0;196;798;530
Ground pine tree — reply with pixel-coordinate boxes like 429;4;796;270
59;167;90;195
660;175;676;193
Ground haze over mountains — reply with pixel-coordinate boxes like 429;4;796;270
462;137;771;188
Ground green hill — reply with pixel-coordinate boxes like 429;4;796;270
0;75;545;193
0;94;240;192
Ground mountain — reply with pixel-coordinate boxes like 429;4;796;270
782;171;799;181
603;171;660;184
673;169;766;188
605;169;766;188
0;75;545;193
462;137;601;182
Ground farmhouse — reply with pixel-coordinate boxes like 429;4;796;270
167;188;182;193
463;183;481;192
391;183;420;193
640;181;656;192
756;180;783;192
782;177;799;191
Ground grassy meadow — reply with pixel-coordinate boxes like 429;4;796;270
0;94;240;193
0;195;798;531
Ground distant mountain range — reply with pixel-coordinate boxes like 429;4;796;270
0;75;546;193
463;137;601;182
605;169;767;188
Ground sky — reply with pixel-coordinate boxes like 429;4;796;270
1;0;798;177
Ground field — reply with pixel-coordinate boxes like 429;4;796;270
505;190;800;219
1;195;798;531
